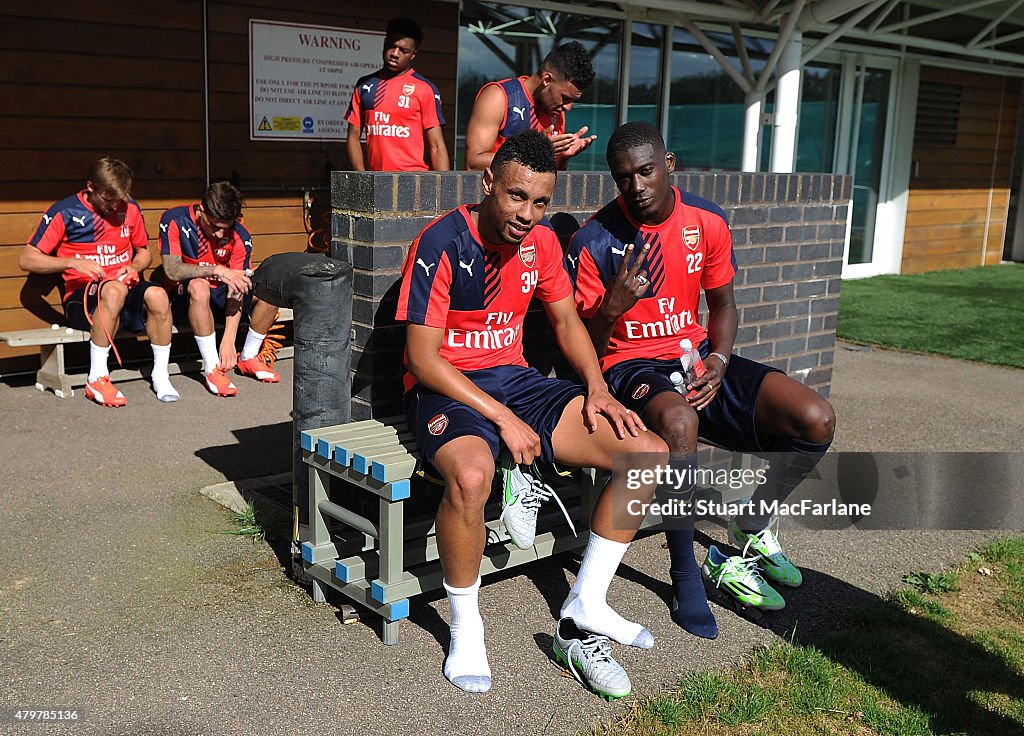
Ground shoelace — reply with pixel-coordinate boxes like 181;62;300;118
84;276;127;368
565;634;616;686
257;312;286;368
712;544;768;590
747;517;786;559
521;465;577;538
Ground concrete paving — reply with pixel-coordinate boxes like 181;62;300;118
1;344;1022;736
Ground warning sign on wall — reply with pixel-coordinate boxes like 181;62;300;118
250;19;383;141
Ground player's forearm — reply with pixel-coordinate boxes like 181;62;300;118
346;131;366;171
220;309;242;346
163;255;217;281
130;248;152;272
584;307;619;358
408;351;511;424
19;246;69;275
551;314;607;391
706;302;738;358
429;140;450;171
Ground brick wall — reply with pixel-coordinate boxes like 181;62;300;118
331;171;851;421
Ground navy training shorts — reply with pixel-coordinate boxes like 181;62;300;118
403;364;584;463
604;340;783;454
64;280;162;334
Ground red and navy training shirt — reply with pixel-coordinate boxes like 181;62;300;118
345;67;445;172
158;204;252;288
27;191;149;300
568;187;737;371
478;77;565;154
395;205;572;392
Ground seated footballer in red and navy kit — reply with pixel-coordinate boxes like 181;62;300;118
19;156;178;407
159;181;282;397
568;122;836;637
345;17;449;172
395;131;665;698
464;41;598;171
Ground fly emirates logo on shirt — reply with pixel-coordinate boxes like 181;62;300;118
446;311;521;350
623;297;695;340
366;110;411;139
75;243;130;269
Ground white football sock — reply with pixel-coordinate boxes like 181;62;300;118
443;577;491;693
240;329;266;362
560;532;654;649
88;341;110;383
195;333;219;374
150;343;178;403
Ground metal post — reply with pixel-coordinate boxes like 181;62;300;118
742;90;765;172
770;31;802;173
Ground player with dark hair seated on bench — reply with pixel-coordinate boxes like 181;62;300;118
395;130;666;698
158;181;283;397
567;121;836;636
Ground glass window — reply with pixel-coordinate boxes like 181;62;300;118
628;23;666;127
456;1;622;170
667;29;770;171
760;61;842;171
797;63;842;172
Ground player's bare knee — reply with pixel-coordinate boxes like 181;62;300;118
101;280;129;306
799;397;836;444
187;279;211;302
143;287;170;315
444;464;493;515
657;403;699;453
631;430;668;457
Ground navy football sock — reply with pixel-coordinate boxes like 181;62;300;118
663;452;717;639
736;436;832;532
666;527;718;639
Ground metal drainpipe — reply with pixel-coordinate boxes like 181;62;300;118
202;0;211;186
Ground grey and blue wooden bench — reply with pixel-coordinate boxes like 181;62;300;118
299;415;759;644
0;308;293;398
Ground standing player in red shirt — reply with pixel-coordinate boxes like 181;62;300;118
159;181;281;397
345;17;449;172
396;132;665;698
464;41;598;171
569;122;836;635
20;157;178;406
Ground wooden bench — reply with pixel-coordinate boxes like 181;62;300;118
300;416;759;645
0;308;293;398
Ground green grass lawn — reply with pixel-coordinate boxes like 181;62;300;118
836;263;1024;369
599;537;1024;736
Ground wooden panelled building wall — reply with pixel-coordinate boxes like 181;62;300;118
902;68;1021;274
0;1;458;372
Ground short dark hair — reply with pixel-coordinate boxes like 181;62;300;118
492;131;557;177
202;181;244;222
542;41;595;91
385;16;423;47
606;121;666;164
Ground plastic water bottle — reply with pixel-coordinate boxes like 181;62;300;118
672;338;706;398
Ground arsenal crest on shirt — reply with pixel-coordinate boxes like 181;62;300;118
682;225;701;250
518;240;537;268
403;83;416;96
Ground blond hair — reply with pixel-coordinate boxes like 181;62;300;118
88;157;134;199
